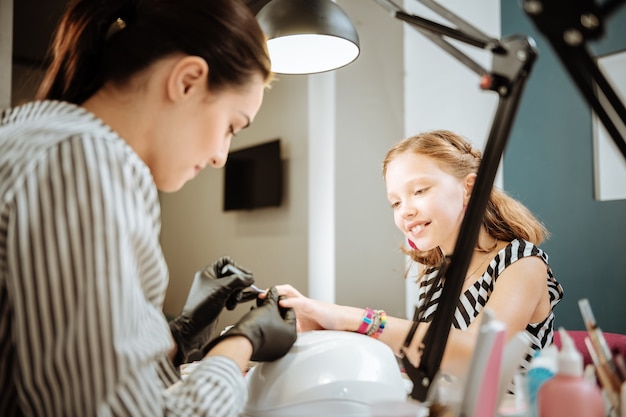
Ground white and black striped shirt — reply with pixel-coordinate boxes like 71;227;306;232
0;101;247;416
416;239;564;374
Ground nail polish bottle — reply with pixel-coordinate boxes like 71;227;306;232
537;328;604;417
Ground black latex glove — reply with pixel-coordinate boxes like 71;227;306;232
169;256;255;366
207;286;297;362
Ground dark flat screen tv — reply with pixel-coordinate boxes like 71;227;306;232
223;139;283;211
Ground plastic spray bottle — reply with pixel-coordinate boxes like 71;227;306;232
537;327;605;417
527;344;557;417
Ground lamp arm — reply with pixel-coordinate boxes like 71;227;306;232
374;0;497;44
394;12;489;77
374;0;505;77
397;30;538;401
524;0;626;159
416;0;497;42
394;11;491;49
559;44;626;158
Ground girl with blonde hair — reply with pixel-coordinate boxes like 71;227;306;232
277;129;563;381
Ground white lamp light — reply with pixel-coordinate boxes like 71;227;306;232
256;0;360;74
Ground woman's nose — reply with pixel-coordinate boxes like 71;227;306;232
210;149;229;168
212;138;233;168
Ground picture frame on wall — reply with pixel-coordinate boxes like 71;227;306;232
592;49;626;201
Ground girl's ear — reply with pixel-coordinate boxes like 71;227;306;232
166;56;209;102
463;173;477;204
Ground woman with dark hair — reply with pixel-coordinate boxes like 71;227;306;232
0;0;296;416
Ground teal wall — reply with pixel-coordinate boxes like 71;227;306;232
501;4;626;333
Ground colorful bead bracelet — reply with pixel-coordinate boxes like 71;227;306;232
357;308;387;338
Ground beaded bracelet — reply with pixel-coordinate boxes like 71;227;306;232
372;310;387;339
357;307;375;334
358;308;388;338
366;311;381;336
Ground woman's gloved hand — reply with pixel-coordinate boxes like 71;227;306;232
207;287;297;362
169;256;255;366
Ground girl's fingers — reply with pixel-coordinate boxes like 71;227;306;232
274;284;303;298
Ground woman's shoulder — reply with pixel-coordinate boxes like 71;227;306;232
1;101;153;203
3;100;95;129
1;101;122;157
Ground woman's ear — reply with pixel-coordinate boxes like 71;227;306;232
166;56;209;102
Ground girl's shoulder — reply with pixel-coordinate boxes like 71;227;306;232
494;239;548;270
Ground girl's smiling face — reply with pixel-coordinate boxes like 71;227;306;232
385;151;474;254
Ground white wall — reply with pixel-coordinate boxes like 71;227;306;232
403;0;501;141
333;0;406;318
307;72;337;303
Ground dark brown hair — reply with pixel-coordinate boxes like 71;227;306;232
37;0;272;104
383;130;549;269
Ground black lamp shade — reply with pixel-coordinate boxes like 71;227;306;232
256;0;360;74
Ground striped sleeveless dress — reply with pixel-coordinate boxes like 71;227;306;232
416;239;564;375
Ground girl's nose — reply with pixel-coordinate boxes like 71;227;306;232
401;203;417;218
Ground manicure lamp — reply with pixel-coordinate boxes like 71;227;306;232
245;0;626;402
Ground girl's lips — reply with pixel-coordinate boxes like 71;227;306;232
407;221;429;233
407;221;430;239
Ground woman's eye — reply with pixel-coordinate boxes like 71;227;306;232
414;187;427;195
390;201;400;209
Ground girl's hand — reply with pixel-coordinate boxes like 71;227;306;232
274;284;332;332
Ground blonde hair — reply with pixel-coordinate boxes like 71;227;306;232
382;130;549;268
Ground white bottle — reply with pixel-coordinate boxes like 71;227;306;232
527;344;557;417
537;327;604;417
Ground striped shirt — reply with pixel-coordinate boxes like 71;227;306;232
0;101;247;416
416;239;564;373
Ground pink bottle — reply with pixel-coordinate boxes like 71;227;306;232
537;327;605;417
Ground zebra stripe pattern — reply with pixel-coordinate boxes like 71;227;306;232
416;239;564;374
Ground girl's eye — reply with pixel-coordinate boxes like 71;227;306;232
414;187;428;195
390;201;400;209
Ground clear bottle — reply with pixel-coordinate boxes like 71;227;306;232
537;327;605;417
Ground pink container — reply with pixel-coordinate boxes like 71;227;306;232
537;374;604;417
537;328;604;417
